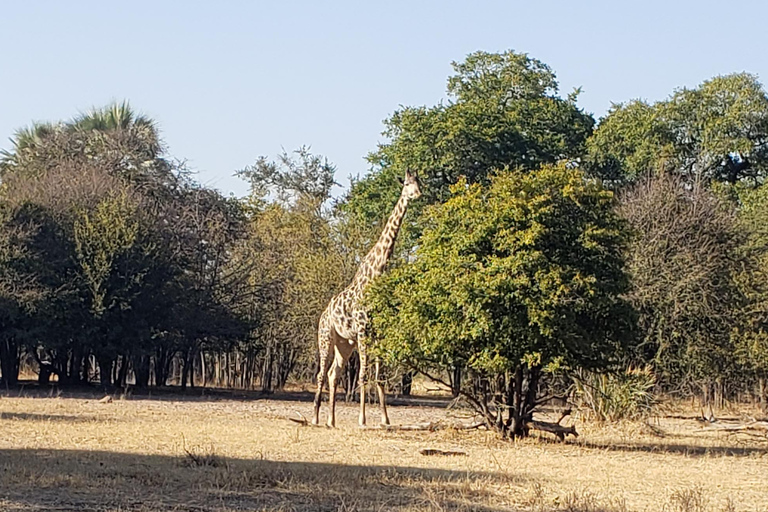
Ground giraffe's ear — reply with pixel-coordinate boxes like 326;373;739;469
397;177;404;186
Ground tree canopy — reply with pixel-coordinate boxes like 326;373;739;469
586;73;768;186
341;50;595;249
367;164;633;436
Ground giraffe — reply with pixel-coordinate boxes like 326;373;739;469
313;168;421;427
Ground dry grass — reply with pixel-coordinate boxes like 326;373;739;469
0;387;766;511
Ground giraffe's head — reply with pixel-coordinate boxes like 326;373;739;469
400;168;422;200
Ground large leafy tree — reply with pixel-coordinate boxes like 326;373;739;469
341;50;595;249
367;164;633;437
587;73;768;186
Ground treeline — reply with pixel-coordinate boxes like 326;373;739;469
0;107;354;390
1;51;768;419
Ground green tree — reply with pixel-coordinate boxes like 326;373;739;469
0;103;209;387
233;149;352;391
587;73;768;186
730;184;768;410
367;164;633;438
341;50;594;249
0;204;45;385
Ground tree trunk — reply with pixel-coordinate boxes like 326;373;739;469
450;365;462;398
181;347;196;391
261;347;274;393
97;355;113;388
134;354;150;388
187;348;196;389
67;343;85;384
509;366;525;437
116;354;130;388
200;351;207;388
401;371;413;396
0;337;20;386
758;377;767;414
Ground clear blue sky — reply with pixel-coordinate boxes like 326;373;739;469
2;1;766;197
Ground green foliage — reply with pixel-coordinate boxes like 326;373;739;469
341;50;594;250
237;146;338;205
0;102;177;191
232;149;353;390
0;103;247;387
367;163;634;435
572;367;657;422
73;191;139;315
587;73;768;186
729;184;768;383
369;164;632;372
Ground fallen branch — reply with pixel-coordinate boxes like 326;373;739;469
419;448;467;456
704;421;768;433
529;420;579;441
287;412;329;427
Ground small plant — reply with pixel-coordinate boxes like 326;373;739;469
572;367;657;422
180;435;223;468
666;487;708;512
561;490;628;512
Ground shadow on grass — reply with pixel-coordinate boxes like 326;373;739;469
0;411;94;423
0;448;528;512
529;435;768;458
578;439;768;458
5;381;453;409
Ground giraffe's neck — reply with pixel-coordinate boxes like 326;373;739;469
351;191;410;290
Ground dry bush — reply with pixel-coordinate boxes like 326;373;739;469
619;174;743;393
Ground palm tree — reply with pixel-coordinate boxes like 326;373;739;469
70;101;162;160
1;102;177;190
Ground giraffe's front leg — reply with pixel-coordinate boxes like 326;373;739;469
358;340;368;427
313;320;332;425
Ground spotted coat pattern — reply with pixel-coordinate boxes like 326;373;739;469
313;171;421;427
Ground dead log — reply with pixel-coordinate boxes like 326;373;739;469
529;420;579;441
419;448;467;456
705;421;768;433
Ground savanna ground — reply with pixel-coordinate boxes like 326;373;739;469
1;384;766;512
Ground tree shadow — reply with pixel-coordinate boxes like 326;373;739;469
0;411;93;422
584;439;768;457
5;381;454;409
0;448;532;512
535;436;768;458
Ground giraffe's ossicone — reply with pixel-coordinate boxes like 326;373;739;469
313;169;421;427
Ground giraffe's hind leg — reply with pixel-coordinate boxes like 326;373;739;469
375;360;390;426
327;338;354;428
313;313;333;425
